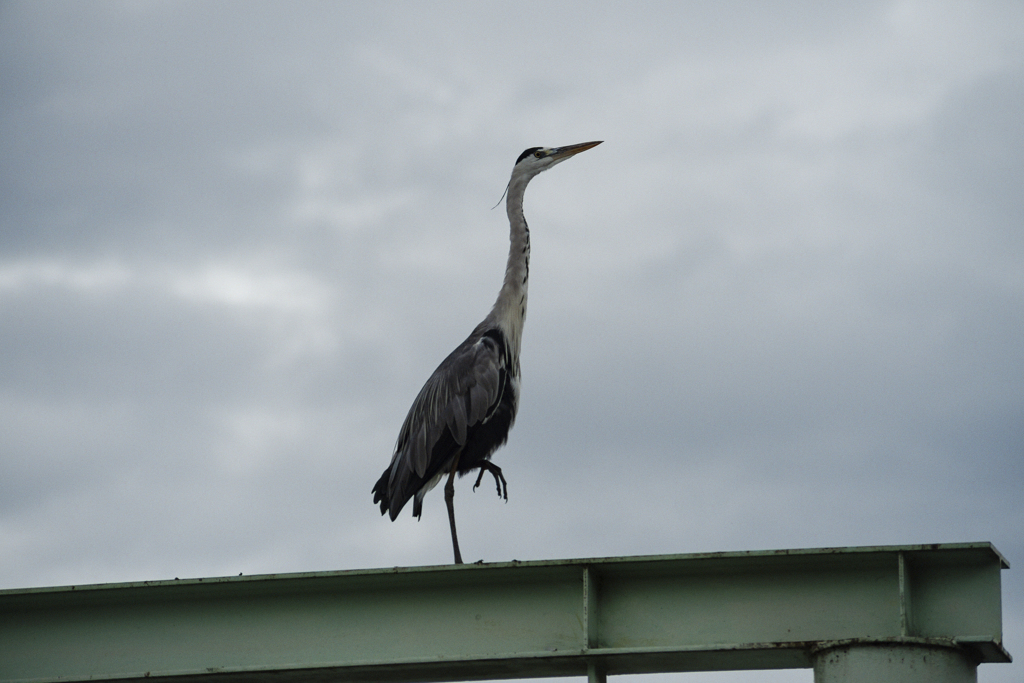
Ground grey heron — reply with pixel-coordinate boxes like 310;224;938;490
372;141;602;564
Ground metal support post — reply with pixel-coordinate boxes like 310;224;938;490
814;640;979;683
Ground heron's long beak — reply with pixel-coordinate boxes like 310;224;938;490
548;141;603;161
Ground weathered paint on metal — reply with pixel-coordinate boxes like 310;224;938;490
0;543;1010;683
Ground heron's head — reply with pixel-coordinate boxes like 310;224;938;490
512;141;602;180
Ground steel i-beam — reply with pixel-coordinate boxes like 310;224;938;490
0;543;1010;683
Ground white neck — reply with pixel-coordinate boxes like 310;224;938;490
484;173;532;358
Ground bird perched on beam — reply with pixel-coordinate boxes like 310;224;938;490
372;141;602;564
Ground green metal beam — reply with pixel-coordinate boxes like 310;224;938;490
0;543;1010;683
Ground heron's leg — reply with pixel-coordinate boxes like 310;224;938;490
445;452;463;565
472;461;508;501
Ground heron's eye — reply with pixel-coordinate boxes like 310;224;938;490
534;151;544;158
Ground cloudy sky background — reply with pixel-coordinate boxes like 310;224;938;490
1;2;1022;682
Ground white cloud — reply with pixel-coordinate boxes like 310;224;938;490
0;259;131;293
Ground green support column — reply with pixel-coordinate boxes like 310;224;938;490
814;641;979;683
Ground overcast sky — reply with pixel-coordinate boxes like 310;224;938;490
1;2;1022;682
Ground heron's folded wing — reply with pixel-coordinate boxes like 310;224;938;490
397;331;507;480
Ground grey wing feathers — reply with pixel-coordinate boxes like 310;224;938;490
388;329;506;492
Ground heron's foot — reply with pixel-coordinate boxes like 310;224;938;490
472;461;508;501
